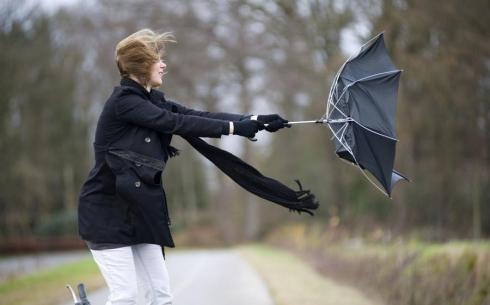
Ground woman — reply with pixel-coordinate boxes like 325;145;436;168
77;29;289;305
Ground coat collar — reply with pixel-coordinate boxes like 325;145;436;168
120;77;151;98
119;77;167;103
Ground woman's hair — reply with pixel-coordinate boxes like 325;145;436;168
115;29;175;85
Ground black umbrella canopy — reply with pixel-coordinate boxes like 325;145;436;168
326;33;408;197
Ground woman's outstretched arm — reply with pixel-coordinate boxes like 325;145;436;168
116;94;230;138
164;99;249;121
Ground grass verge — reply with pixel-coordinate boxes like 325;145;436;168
0;256;104;305
266;223;490;305
236;243;381;305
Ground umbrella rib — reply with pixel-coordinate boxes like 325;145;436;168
327;92;350;120
338;122;350;141
326;61;349;117
351;120;398;141
349;70;402;84
330;121;349;140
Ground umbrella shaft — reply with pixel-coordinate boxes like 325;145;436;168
288;120;324;125
263;119;349;126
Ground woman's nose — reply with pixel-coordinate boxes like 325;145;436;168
161;61;166;69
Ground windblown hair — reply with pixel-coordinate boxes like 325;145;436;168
115;29;175;85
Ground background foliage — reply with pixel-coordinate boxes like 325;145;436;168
0;0;488;242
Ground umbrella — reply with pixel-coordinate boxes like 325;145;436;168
284;33;408;197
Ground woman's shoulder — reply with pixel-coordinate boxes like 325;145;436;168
103;86;149;110
97;87;147;119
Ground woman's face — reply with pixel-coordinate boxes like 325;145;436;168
149;59;166;88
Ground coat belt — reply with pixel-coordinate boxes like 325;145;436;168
93;143;165;171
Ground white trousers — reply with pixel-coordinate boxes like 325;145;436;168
89;244;172;305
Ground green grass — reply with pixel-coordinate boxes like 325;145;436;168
236;243;382;305
266;223;490;305
326;239;490;262
326;243;490;305
0;256;105;305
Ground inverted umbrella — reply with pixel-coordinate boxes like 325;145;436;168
283;33;408;197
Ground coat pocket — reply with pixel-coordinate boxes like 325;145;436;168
132;162;162;185
105;149;164;186
105;150;165;204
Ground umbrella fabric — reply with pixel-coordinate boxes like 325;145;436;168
182;135;319;215
327;33;408;196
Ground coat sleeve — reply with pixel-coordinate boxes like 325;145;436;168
165;99;248;121
115;95;229;138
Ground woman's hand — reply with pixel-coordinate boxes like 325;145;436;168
233;120;265;138
256;114;291;132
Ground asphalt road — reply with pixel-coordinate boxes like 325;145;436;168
61;249;274;305
0;250;88;283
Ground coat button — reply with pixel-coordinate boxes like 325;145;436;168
145;137;151;143
134;181;141;188
135;162;142;167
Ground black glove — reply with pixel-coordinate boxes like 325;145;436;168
257;114;291;132
233;120;265;138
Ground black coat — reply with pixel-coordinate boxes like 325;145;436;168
78;77;244;248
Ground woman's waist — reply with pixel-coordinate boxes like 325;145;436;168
93;142;170;165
